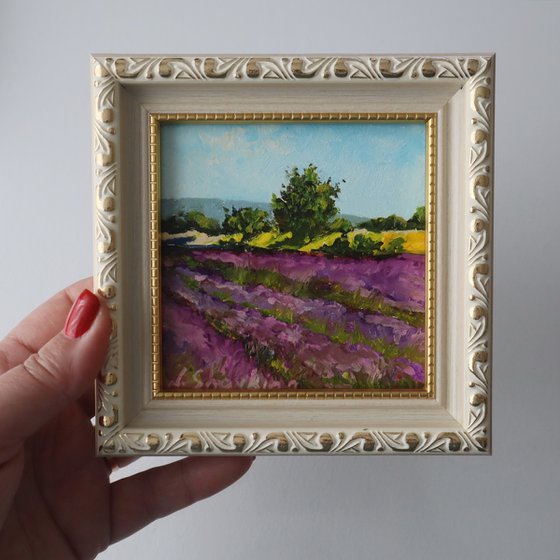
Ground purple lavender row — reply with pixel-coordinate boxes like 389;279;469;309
173;263;424;350
165;271;424;387
162;294;288;390
187;250;425;312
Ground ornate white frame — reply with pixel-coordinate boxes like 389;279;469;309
92;54;494;456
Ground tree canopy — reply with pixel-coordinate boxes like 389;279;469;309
222;206;272;236
271;164;342;242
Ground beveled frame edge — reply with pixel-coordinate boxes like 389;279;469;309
92;54;493;455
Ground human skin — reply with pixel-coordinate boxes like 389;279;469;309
0;278;253;559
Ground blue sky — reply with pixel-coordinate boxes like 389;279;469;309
160;121;426;219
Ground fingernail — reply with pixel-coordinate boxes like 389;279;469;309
64;289;100;338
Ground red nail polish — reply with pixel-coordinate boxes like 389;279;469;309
64;289;100;338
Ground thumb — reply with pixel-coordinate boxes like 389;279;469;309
0;289;111;454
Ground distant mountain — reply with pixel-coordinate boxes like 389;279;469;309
161;197;368;225
335;212;369;226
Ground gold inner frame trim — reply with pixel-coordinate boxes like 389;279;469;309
150;112;436;400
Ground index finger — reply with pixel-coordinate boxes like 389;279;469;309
0;278;94;374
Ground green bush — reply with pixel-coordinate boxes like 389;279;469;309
320;236;351;256
320;234;382;258
328;217;354;234
222;206;272;236
358;214;408;232
319;233;406;258
351;234;383;256
383;236;405;256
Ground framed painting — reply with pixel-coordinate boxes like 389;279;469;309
92;54;494;455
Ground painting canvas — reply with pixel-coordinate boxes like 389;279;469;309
159;117;428;393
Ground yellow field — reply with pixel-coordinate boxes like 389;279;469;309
381;230;425;254
250;228;426;254
348;229;425;255
165;228;425;255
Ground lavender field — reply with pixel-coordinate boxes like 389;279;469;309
161;247;426;391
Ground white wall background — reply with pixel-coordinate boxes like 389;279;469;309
1;1;559;558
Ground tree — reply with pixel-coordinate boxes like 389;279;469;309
382;214;408;231
222;206;272;236
358;217;388;232
161;210;221;235
271;164;342;242
359;214;407;232
407;206;426;230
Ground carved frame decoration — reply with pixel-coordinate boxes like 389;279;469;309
92;54;494;456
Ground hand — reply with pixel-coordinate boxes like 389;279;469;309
0;279;253;559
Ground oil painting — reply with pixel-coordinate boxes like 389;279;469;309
159;117;428;393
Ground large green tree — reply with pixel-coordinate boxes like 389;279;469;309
271;164;342;242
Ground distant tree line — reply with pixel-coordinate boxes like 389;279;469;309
161;164;425;242
358;205;425;233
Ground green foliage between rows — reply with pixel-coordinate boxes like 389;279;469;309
175;261;424;366
179;253;424;328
